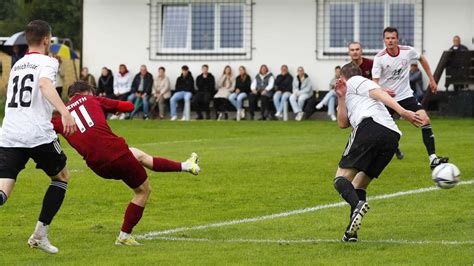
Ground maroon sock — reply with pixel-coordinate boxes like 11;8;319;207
121;202;145;234
152;157;182;172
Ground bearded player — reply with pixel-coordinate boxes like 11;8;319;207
52;81;200;246
372;27;448;169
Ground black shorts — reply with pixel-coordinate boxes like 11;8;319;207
387;97;423;115
0;139;67;180
339;118;400;178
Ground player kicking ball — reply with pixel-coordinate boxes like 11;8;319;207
334;63;422;242
372;27;448;169
0;20;77;254
52;81;200;246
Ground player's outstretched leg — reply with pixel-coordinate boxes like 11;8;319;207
116;179;152;246
129;147;200;175
28;168;69;254
0;178;15;207
416;110;449;169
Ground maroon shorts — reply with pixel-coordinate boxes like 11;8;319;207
91;151;147;189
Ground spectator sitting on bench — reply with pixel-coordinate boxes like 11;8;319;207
273;65;293;119
316;66;340;121
192;64;215;120
290;66;313;121
214;65;235;120
170;65;194;121
249;64;274;120
97;67;114;99
229;66;251;121
128;65;153;120
111;64;132;119
150;66;171;120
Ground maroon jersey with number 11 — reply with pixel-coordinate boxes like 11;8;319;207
52;95;134;169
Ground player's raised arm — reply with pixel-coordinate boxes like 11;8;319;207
418;55;437;93
335;79;350;129
369;88;422;127
39;77;76;136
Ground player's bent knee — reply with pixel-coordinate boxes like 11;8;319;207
52;167;70;183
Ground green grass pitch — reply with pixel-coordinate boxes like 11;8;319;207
1;118;473;265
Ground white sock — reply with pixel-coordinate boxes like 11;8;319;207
34;221;48;239
181;162;191;172
119;231;131;240
429;154;437;162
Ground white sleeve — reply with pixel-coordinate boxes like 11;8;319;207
39;58;59;81
250;78;257;90
354;78;380;97
265;76;275;91
371;55;382;79
409;47;421;61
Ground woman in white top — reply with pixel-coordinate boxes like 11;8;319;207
150;66;171;119
290;66;313;121
112;64;132;119
214;65;235;120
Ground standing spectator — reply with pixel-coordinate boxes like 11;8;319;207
449;35;468;51
249;64;274;120
170;65;194;121
273;65;293;119
316;66;340;121
97;67;114;98
112;64;132;119
192;64;215;120
214;65;234;120
290;66;313;121
150;67;171;119
409;62;424;102
80;67;97;88
348;42;373;79
229;66;251;121
11;45;25;68
54;55;65;97
128;65;154;119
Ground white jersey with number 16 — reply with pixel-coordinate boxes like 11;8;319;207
0;53;59;148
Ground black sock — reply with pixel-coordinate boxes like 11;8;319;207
0;190;7;206
38;181;68;225
422;124;436;156
355;189;366;201
334;176;359;211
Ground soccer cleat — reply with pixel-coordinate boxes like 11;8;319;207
186;152;200;175
395;149;404;160
341;231;358;242
115;236;142;246
346;201;370;237
28;234;59;254
430;156;449;170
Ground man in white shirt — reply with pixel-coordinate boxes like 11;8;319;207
0;20;76;254
334;63;421;242
372;27;448;169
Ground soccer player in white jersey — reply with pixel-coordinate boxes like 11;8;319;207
0;20;76;254
372;27;448;169
334;63;421;242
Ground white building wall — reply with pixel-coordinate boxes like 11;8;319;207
83;0;473;92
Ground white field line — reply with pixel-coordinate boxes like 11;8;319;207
153;236;474;246
136;180;474;239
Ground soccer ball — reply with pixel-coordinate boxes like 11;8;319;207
432;163;461;189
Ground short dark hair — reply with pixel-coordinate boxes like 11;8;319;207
335;66;341;70
67;81;95;98
202;64;209;69
25;20;51;46
182;65;189;71
159;66;165;72
341;63;362;80
383;27;398;38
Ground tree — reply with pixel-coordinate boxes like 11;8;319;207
0;0;82;49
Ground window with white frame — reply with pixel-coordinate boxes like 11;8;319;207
150;0;252;61
316;0;423;59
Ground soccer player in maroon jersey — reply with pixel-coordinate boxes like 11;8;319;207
52;81;200;246
348;42;373;80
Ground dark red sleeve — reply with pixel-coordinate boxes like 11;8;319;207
96;96;134;113
51;116;63;134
